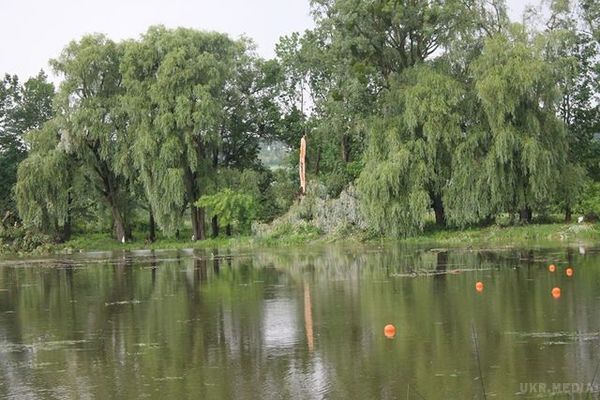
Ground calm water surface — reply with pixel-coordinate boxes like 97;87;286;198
1;244;600;399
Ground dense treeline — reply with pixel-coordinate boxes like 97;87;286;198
3;28;296;244
276;0;600;236
0;0;599;247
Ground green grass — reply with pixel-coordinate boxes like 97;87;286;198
56;232;255;253
3;222;599;257
388;223;600;247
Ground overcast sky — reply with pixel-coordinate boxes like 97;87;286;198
1;0;528;82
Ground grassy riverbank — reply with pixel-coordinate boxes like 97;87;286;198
1;222;598;258
41;222;600;255
397;222;600;246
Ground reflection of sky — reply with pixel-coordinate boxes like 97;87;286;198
283;355;330;399
259;354;332;400
260;294;332;399
263;299;298;351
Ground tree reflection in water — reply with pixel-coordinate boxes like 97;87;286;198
0;245;599;399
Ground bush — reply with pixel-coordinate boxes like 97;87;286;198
253;181;367;240
578;182;600;221
0;224;53;254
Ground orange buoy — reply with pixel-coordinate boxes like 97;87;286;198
565;267;574;277
475;281;484;292
552;287;561;299
548;264;556;272
384;324;396;339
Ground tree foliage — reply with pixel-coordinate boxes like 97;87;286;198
279;0;596;235
51;34;134;240
358;65;464;234
5;0;600;246
15;119;72;238
122;26;279;240
196;189;257;234
0;72;54;216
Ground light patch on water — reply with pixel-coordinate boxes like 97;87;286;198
134;343;161;348
104;300;141;306
0;339;88;353
152;376;184;381
263;298;298;350
505;331;600;344
176;318;202;324
390;267;492;277
30;362;59;369
32;340;89;351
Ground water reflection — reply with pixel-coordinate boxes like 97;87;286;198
0;245;600;399
263;299;298;351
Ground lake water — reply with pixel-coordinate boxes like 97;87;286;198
1;244;599;399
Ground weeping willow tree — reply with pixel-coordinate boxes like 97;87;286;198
122;26;249;240
51;34;134;240
446;26;569;225
358;65;464;235
15;120;73;240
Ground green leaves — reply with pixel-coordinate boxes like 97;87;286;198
358;65;464;234
122;26;279;238
195;189;257;234
0;72;54;216
15;120;70;232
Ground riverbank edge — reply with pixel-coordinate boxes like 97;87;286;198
2;222;599;258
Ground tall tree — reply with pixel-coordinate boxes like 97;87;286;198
358;64;464;234
122;26;253;240
452;26;568;223
51;34;133;241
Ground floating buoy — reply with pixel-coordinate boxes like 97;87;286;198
384;324;396;339
552;287;561;299
565;267;574;277
475;281;484;292
548;264;556;273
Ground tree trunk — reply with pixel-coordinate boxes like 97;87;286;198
184;166;205;241
149;210;156;242
341;134;350;163
190;205;205;241
1;211;10;228
314;145;321;175
101;168;129;242
57;192;73;243
432;195;446;226
564;206;572;223
226;224;232;237
60;225;71;243
111;206;127;242
211;215;219;238
481;214;494;227
519;207;533;224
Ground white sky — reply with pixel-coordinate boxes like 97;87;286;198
1;0;528;82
